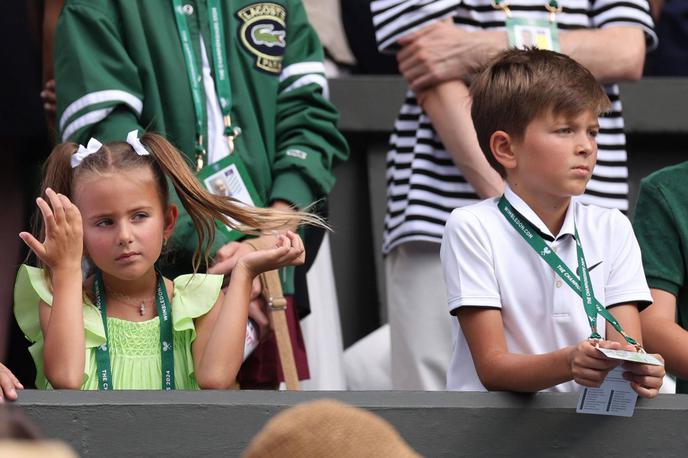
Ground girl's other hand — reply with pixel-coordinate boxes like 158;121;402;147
236;231;305;278
0;362;23;402
19;188;83;271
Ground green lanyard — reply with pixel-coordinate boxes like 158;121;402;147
172;0;239;170
93;270;175;390
498;195;639;347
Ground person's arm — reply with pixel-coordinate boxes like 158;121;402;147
641;290;688;379
192;232;305;389
54;3;145;144
271;0;349;213
0;363;23;402
20;190;85;389
417;81;504;199
560;28;645;83
457;307;622;391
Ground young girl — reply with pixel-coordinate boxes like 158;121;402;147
14;130;313;390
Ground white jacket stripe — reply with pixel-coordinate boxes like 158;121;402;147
59;90;143;132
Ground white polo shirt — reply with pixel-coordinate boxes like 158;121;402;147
440;186;652;392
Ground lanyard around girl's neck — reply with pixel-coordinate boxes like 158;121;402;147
498;195;640;348
172;0;240;171
93;270;175;390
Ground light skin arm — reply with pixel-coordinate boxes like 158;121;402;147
207;200;300;338
457;307;621;392
192;231;305;389
398;24;643;198
641;289;688;380
458;303;663;396
20;189;85;389
397;22;646;91
416;81;504;199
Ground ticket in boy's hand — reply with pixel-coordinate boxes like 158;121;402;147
596;347;664;366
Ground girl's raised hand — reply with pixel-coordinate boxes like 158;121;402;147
19;188;83;271
236;231;305;278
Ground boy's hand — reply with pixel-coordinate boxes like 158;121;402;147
19;188;83;272
622;351;665;398
0;363;23;402
569;339;623;387
235;231;305;278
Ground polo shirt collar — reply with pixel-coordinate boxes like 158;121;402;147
503;185;576;242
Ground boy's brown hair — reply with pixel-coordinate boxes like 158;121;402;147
470;48;611;177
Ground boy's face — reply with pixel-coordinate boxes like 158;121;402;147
507;109;599;204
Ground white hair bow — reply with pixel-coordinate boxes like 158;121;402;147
71;137;103;168
126;130;150;157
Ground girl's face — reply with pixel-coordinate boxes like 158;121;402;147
72;167;177;281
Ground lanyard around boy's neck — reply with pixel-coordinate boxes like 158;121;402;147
492;0;562;22
497;195;640;348
172;0;241;171
93;270;175;390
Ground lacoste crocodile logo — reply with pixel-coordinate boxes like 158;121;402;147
251;24;285;47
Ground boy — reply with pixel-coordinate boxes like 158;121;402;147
440;49;664;396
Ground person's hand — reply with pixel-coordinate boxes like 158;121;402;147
248;297;273;342
19;188;83;272
236;231;305;278
621;349;665;398
568;339;623;387
41;79;56;114
0;363;23;402
397;21;505;92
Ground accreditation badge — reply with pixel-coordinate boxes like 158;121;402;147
506;17;560;51
197;154;264;241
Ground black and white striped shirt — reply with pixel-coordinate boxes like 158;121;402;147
371;0;656;254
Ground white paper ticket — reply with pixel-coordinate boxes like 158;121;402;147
596;347;664;366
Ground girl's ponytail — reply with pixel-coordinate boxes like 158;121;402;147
140;133;325;271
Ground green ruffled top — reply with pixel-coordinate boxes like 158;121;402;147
14;265;223;390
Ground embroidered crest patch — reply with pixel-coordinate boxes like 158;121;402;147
237;3;287;74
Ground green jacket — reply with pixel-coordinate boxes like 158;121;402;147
55;0;348;284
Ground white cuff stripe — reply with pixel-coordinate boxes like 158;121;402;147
61;107;114;142
279;62;326;82
59;90;143;131
281;74;329;99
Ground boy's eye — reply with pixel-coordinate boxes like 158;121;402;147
588;129;599;138
556;127;573;134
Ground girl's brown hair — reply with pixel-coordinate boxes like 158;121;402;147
34;132;324;272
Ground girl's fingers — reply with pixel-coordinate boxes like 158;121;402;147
46;188;66;224
19;232;47;260
36;197;56;232
59;194;79;225
207;256;237;275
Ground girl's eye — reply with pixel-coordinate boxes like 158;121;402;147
132;212;148;221
589;129;599;138
556;127;573;134
95;219;112;227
